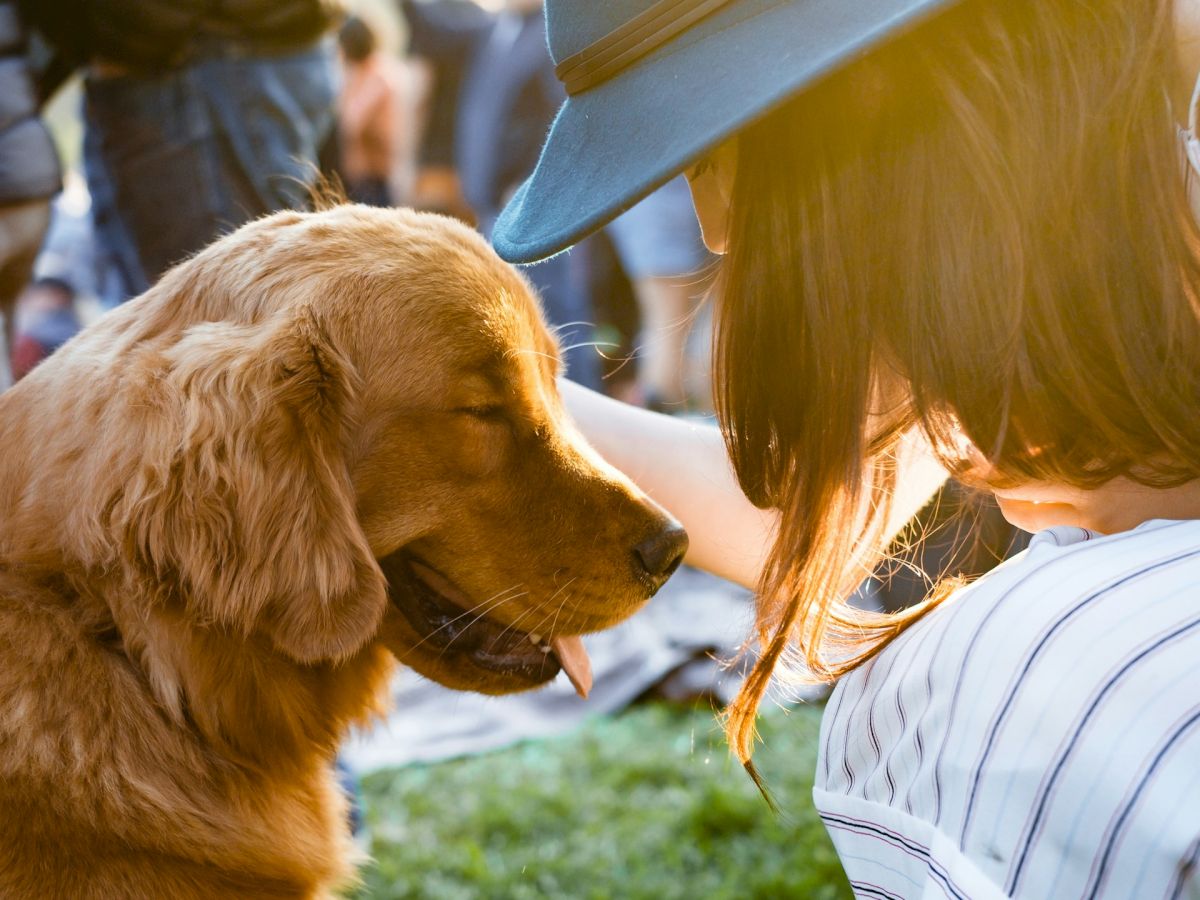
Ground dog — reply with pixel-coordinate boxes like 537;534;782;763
0;205;687;898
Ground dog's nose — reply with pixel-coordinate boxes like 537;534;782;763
633;521;689;584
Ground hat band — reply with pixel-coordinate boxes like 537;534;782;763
555;0;734;96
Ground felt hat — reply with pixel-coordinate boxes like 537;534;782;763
492;0;959;264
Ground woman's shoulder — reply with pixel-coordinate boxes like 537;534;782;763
817;519;1200;896
890;517;1200;673
830;518;1200;739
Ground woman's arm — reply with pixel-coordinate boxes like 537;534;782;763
560;379;775;588
560;380;949;590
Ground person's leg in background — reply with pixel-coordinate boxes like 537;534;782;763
517;238;602;391
82;38;337;291
0;200;52;389
82;122;149;304
623;275;699;410
195;40;337;226
83;64;228;289
475;200;602;392
605;176;713;413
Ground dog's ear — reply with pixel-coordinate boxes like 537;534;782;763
120;305;387;664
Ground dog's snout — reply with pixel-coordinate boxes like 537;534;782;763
633;521;689;585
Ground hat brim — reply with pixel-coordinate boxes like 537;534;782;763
493;0;956;264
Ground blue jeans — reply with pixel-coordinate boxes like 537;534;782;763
515;247;601;390
84;39;336;297
478;211;601;390
605;176;710;279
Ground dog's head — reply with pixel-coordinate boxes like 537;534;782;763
62;206;685;696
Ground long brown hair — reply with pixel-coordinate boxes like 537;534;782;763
716;0;1200;766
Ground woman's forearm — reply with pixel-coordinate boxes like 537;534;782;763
560;380;776;588
560;380;950;591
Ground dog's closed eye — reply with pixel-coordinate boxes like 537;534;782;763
458;404;506;419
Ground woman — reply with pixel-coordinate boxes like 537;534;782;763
494;0;1200;895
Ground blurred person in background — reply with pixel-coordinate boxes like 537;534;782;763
22;0;340;299
455;0;600;388
32;174;105;316
0;0;61;389
336;15;405;207
606;176;712;414
399;0;490;222
11;276;79;381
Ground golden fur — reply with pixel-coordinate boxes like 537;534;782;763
0;206;682;898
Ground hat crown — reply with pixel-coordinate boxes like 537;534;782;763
546;0;670;64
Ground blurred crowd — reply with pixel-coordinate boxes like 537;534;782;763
1;0;715;410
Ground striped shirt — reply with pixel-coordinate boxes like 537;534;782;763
814;519;1200;900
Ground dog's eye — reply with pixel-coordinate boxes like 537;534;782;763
458;404;505;419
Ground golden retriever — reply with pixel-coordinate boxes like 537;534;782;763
0;205;687;899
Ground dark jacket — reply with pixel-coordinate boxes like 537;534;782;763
19;0;340;73
456;10;564;220
402;0;491;168
0;0;60;205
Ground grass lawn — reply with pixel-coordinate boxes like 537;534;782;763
356;700;853;899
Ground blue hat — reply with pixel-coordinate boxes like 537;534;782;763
492;0;958;264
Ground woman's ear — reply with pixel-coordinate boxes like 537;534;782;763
118;305;387;665
685;136;738;254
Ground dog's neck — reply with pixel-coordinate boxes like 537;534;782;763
67;571;395;772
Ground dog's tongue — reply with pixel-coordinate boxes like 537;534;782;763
551;635;592;699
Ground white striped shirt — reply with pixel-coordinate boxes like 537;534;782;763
814;519;1200;900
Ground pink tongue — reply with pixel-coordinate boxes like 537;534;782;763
550;635;592;699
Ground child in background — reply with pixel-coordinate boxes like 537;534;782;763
12;277;79;381
337;16;404;208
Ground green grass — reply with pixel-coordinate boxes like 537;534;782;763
355;701;852;900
